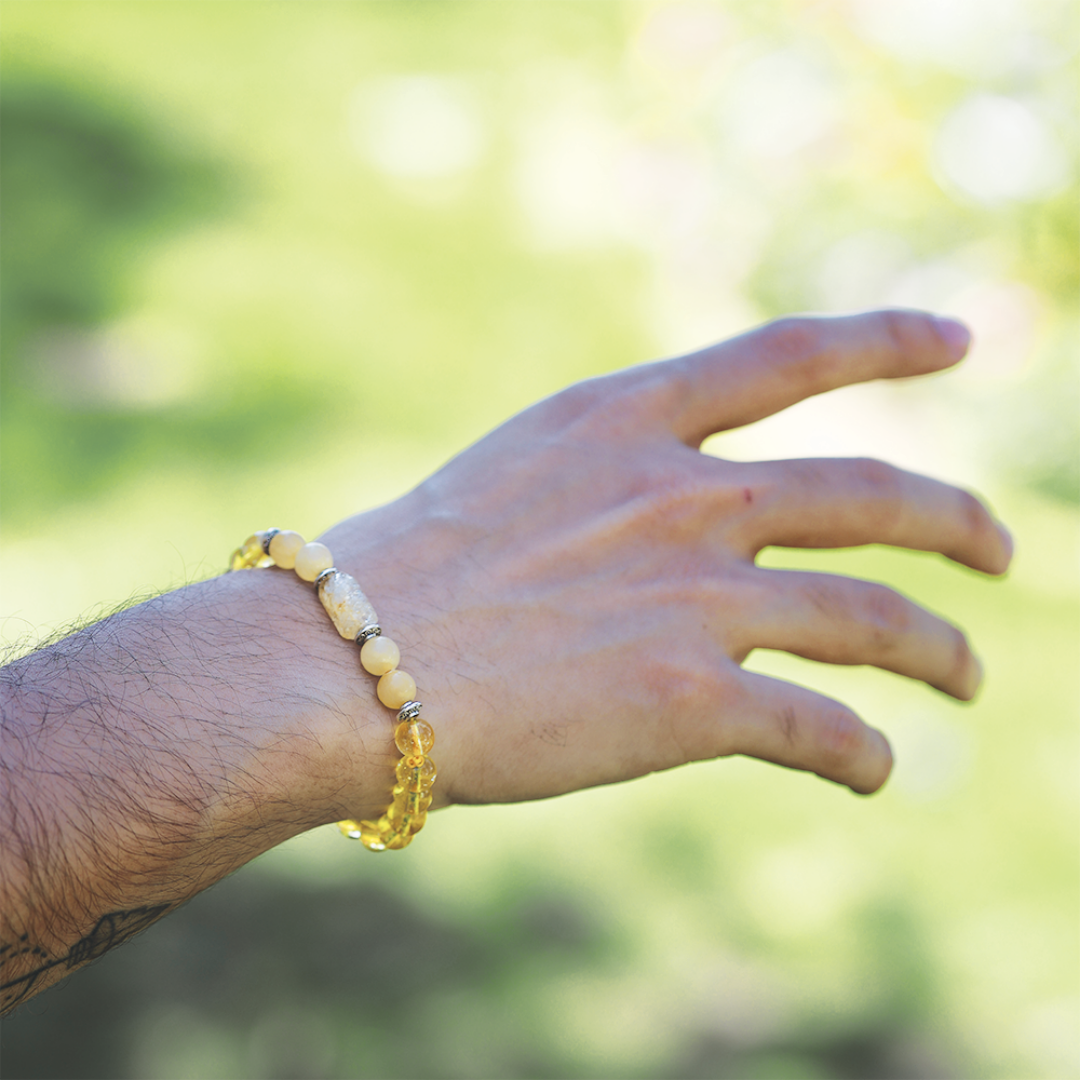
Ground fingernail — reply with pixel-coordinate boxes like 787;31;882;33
996;522;1015;565
962;655;985;700
933;316;972;362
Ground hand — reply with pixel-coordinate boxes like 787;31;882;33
0;309;1013;1012
320;310;1013;809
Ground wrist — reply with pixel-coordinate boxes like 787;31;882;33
211;564;397;835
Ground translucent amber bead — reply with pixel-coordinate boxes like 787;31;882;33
360;636;400;676
389;798;428;832
337;819;363;839
395;719;435;756
392;783;433;810
375;813;413;850
268;529;305;569
396;754;436;790
230;532;274;570
377;669;417;709
318;570;379;640
294;541;333;582
357;819;389;851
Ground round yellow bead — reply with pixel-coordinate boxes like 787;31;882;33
230;533;274;570
294;541;333;582
268;530;305;569
357;819;388;851
392;784;432;811
395;719;435;756
396;754;436;790
360;636;400;677
377;813;412;850
337;819;362;839
377;669;416;709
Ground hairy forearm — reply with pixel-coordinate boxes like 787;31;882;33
0;566;387;1012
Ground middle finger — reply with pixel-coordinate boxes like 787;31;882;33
723;457;1011;575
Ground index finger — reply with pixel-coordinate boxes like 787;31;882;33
666;310;972;447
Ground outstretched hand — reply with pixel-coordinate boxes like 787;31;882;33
0;308;1014;1014
320;310;1012;811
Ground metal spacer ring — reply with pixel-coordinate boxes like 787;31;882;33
261;528;281;555
397;701;422;722
356;625;382;645
314;567;337;589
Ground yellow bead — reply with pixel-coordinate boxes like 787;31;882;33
268;530;305;569
376;813;413;850
360;636;400;676
395;754;436;790
392;783;432;810
230;532;274;570
294;541;333;582
395;719;434;756
356;819;388;851
337;818;362;839
377;669;416;709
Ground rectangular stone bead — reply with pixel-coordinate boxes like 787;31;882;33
318;570;379;640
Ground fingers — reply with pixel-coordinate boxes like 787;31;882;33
725;670;893;794
726;457;1013;575
731;569;982;700
667;309;971;445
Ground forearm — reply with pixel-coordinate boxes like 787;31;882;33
0;564;389;1012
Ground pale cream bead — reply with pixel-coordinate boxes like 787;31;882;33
294;541;333;582
268;530;305;569
377;669;416;709
318;571;379;640
360;636;400;676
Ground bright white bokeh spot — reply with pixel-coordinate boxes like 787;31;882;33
719;49;839;158
850;0;1069;76
350;76;484;180
515;108;618;248
933;93;1069;205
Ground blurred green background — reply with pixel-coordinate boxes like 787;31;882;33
1;2;1077;1078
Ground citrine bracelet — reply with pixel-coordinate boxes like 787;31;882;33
230;529;435;851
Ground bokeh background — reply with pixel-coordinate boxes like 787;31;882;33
1;2;1077;1078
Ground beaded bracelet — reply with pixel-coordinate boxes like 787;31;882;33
230;529;435;851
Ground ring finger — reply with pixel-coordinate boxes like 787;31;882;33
729;567;982;700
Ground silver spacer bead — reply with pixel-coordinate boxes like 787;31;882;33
261;528;281;555
397;701;422;722
313;567;337;589
355;624;382;645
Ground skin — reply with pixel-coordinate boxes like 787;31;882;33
0;310;1012;1012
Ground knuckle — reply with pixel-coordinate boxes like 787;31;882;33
636;652;738;760
759;316;842;389
817;708;866;765
956;488;990;538
879;309;919;355
851;456;901;494
624;464;719;536
761;316;826;362
863;584;914;639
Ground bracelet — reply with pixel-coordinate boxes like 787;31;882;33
230;529;436;851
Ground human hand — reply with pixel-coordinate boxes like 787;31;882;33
320;310;1012;813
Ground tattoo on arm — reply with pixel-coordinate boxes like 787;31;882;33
0;904;172;1013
